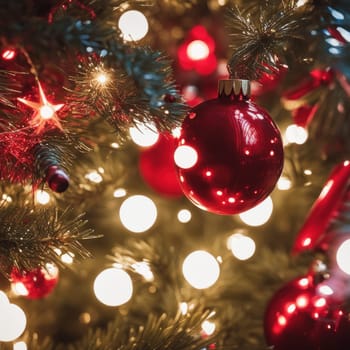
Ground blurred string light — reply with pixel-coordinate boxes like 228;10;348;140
186;40;210;61
182;250;220;289
239;196;273;226
93;267;133;306
285;124;308;145
177;209;192;223
336;239;350;274
35;190;50;205
2;193;13;203
179;302;189;315
277;176;292;190
119;195;157;233
113;188;127;198
201;320;216;336
227;233;256;261
85;170;103;183
129;122;159;147
61;252;75;265
118;10;149;42
131;261;154;282
174;145;198;169
0;291;9;305
13;342;27;350
1;48;16;60
0;291;26;342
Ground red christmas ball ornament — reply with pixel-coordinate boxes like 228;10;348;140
10;264;59;299
174;79;283;215
46;165;69;193
264;272;350;350
139;133;183;197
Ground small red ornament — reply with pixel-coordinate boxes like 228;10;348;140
264;272;350;350
177;25;217;76
174;79;283;215
292;160;350;254
139;133;183;197
11;265;59;299
46;165;69;193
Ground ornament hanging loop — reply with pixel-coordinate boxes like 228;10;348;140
218;79;251;100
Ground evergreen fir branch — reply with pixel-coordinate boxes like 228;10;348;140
226;2;309;79
69;42;186;138
69;308;218;350
32;137;90;186
0;70;20;108
0;205;98;277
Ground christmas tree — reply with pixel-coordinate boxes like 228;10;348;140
0;0;350;349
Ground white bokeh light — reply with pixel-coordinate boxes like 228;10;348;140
39;105;55;119
13;341;27;350
35;190;50;205
0;303;27;342
285;124;308;145
182;250;220;289
85;171;103;183
129;122;159;147
94;268;133;306
174;145;198;169
0;291;9;306
177;209;192;223
239;196;273;226
187;40;210;60
227;233;256;260
277;176;292;190
119;195;157;233
118;10;149;42
113;188;127;198
336;239;350;274
201;320;216;336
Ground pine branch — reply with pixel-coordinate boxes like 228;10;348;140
68;308;218;350
226;1;310;79
0;205;99;276
69;42;186;141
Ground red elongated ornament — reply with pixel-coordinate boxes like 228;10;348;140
174;79;283;215
292;160;350;254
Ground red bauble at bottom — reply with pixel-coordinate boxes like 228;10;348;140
10;265;59;299
264;275;350;350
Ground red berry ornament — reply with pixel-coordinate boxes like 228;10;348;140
11;264;59;299
139;133;183;197
264;273;350;350
174;79;283;215
46;165;69;193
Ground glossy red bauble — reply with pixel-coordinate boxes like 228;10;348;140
139;133;183;197
174;80;283;215
11;265;59;299
264;275;350;350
